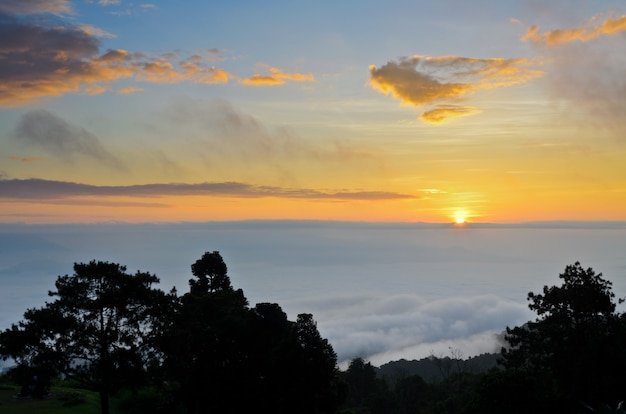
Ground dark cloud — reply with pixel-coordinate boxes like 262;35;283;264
0;10;231;106
0;0;72;15
0;178;416;201
14;110;122;167
0;12;100;93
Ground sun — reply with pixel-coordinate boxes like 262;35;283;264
454;211;467;225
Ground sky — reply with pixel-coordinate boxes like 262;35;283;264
1;1;626;369
1;0;625;223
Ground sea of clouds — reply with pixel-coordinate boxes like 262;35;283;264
1;221;625;368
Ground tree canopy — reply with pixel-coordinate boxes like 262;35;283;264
501;262;626;409
0;261;171;414
3;256;624;414
0;252;342;414
162;251;342;414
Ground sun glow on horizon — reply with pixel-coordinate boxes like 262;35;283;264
454;210;468;224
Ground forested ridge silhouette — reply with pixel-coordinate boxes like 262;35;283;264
1;256;625;414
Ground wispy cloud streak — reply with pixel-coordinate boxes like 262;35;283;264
0;179;416;201
13;110;122;167
523;14;626;46
240;65;315;86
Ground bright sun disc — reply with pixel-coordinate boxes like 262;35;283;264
454;212;467;224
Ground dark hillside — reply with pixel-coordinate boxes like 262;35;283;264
377;353;500;385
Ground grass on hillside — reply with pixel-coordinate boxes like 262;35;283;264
0;382;117;414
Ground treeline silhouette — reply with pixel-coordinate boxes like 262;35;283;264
1;255;625;414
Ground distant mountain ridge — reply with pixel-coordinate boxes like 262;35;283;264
377;353;501;384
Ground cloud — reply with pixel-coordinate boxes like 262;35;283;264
0;178;416;201
522;14;626;46
522;11;626;139
0;7;313;105
158;98;382;171
369;55;543;124
13;110;122;167
84;84;111;95
240;65;315;86
419;105;482;124
117;86;144;94
8;156;44;163
289;293;531;366
77;24;116;38
0;0;72;15
0;8;234;106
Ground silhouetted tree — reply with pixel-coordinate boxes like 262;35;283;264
162;251;250;414
341;357;394;413
394;374;428;414
190;251;231;294
162;251;342;414
294;313;342;413
464;368;556;414
0;261;171;414
501;262;626;409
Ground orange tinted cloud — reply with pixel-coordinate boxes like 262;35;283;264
117;86;144;94
523;14;626;46
240;75;285;86
0;11;234;107
84;84;110;95
419;105;481;124
369;55;543;123
240;65;315;86
369;60;470;106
